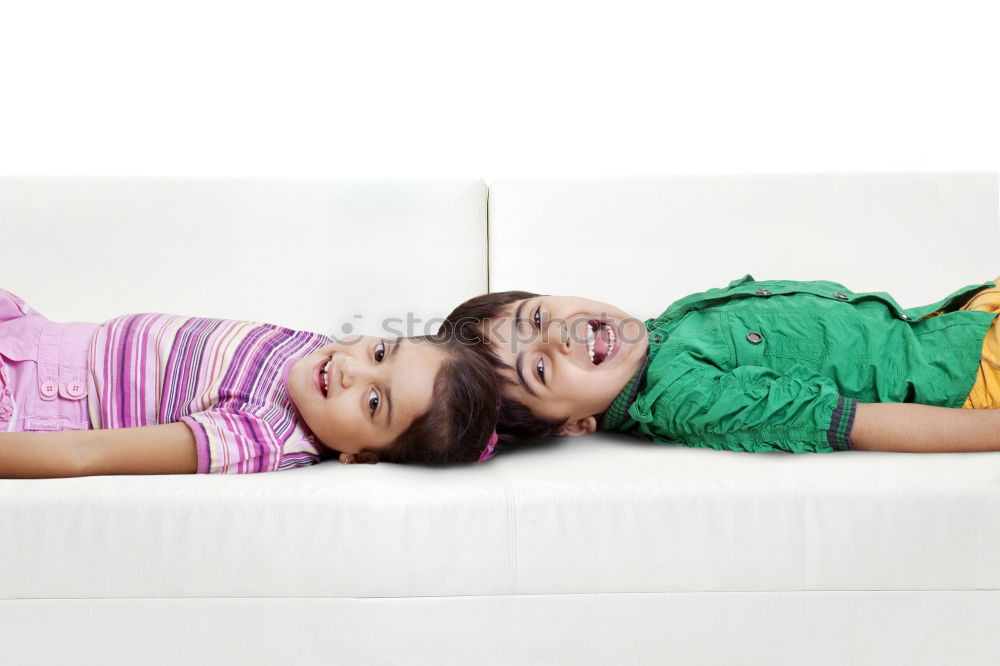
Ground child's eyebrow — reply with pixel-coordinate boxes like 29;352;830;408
515;353;539;397
512;299;539;397
515;299;527;326
386;341;401;427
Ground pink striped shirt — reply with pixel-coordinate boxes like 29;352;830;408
88;314;332;473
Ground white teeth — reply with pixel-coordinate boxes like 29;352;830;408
321;359;331;392
587;323;616;365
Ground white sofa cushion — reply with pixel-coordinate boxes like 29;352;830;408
488;173;999;318
2;437;1000;599
4;592;1000;666
0;178;488;337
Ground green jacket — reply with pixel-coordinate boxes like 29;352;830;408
601;275;997;453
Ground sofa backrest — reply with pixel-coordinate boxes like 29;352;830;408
488;174;999;318
2;175;997;332
0;178;488;337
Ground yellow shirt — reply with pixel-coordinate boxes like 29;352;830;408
958;279;1000;409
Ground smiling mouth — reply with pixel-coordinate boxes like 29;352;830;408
319;356;332;396
587;320;616;365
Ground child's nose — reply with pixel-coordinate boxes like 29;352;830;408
334;354;365;388
542;319;572;355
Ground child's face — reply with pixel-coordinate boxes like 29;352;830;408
287;336;443;459
484;295;649;436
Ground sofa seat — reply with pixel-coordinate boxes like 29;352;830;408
4;435;999;601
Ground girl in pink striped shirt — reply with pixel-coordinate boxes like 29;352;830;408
0;289;499;477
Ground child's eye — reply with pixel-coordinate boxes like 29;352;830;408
368;388;380;414
374;341;386;363
536;358;545;383
533;308;542;329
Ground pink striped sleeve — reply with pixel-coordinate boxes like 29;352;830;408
180;409;284;474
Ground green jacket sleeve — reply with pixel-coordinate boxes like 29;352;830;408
629;364;857;453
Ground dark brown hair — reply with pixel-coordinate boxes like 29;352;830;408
378;332;501;465
441;291;565;454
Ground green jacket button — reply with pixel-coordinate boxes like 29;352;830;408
746;332;763;344
833;292;849;300
755;289;772;295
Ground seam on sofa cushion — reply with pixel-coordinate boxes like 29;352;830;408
504;482;518;595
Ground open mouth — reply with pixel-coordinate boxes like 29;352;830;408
587;320;617;365
317;355;333;396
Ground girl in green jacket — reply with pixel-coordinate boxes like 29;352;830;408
443;276;1000;455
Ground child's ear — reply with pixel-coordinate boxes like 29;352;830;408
558;416;597;438
339;451;380;465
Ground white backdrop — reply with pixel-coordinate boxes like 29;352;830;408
0;0;997;179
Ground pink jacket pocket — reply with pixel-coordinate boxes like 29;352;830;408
0;290;97;432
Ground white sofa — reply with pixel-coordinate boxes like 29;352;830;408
1;174;999;666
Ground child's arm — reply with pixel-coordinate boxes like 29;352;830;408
0;422;198;478
852;403;1000;452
